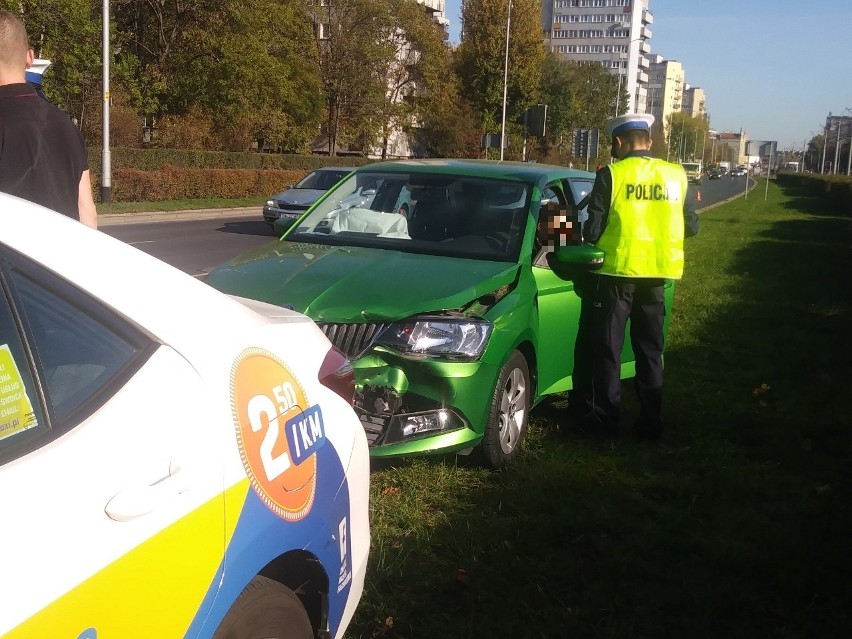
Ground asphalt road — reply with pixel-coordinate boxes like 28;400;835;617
100;207;276;278
101;176;755;277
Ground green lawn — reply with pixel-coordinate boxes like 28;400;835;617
96;196;265;214
345;179;852;639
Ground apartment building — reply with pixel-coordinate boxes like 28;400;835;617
682;85;706;119
541;0;654;114
645;55;683;141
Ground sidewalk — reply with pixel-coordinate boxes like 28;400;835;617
97;205;262;226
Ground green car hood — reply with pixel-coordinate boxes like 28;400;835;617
209;241;520;322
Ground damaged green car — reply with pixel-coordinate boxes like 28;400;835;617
206;159;669;467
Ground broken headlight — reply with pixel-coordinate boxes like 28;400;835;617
375;317;492;360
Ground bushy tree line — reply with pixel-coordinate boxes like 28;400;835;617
3;0;622;161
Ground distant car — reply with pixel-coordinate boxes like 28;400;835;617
272;180;392;236
263;167;353;232
207;159;676;469
708;168;723;180
730;166;748;177
0;194;369;639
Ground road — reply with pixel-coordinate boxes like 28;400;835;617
101;209;276;278
101;177;754;276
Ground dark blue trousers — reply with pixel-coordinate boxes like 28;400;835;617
586;274;666;428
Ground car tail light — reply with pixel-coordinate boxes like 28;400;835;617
319;345;355;404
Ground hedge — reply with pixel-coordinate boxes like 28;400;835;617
776;172;852;216
88;147;372;173
88;147;374;202
111;166;311;202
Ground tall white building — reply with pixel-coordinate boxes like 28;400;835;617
646;55;683;141
542;0;654;114
417;0;450;34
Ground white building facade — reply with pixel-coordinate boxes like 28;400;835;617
541;0;654;114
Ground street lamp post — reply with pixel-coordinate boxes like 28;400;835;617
499;0;512;161
101;0;111;203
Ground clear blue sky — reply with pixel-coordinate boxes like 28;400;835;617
443;0;852;150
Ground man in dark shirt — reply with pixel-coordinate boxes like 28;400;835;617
0;11;97;228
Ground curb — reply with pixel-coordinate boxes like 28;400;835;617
97;206;262;226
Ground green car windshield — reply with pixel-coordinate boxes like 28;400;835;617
287;171;532;263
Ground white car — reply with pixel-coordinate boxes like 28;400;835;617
0;194;369;639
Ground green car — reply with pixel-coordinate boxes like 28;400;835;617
206;159;671;467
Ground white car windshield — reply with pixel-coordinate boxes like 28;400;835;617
286;172;532;263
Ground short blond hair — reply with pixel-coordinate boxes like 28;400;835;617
0;11;30;74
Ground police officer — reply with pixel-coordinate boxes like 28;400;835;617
577;113;699;439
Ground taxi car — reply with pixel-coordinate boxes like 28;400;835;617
0;194;369;639
207;159;673;468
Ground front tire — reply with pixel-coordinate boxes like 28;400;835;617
479;350;530;468
213;576;313;639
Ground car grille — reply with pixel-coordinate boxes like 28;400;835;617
275;201;311;211
316;322;388;359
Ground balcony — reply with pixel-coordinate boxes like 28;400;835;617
643;10;653;25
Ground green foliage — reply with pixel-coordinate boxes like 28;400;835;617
539;53;618;152
776;171;852;216
111;166;307;201
87;147;370;172
656;112;709;162
456;0;544;133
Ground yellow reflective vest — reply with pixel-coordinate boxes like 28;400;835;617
596;156;688;279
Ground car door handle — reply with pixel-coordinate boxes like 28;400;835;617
105;463;193;522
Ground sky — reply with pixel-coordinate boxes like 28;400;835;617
443;0;852;150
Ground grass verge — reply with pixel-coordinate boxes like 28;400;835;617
345;179;852;639
96;196;265;214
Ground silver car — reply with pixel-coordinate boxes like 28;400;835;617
263;167;353;231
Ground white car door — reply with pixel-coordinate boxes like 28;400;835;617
0;257;225;638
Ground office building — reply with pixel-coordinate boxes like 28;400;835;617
542;0;654;114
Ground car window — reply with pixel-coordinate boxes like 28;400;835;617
0;248;155;464
288;172;532;263
12;270;142;422
534;181;575;267
0;283;48;461
296;170;350;191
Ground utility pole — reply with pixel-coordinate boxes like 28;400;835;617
832;120;841;175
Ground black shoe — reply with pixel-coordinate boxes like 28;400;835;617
635;417;662;442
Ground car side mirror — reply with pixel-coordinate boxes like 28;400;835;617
549;244;604;270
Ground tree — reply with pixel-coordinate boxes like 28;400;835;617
455;0;544;136
366;0;449;159
657;112;708;162
308;0;400;156
413;46;481;158
538;54;618;154
169;0;322;151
